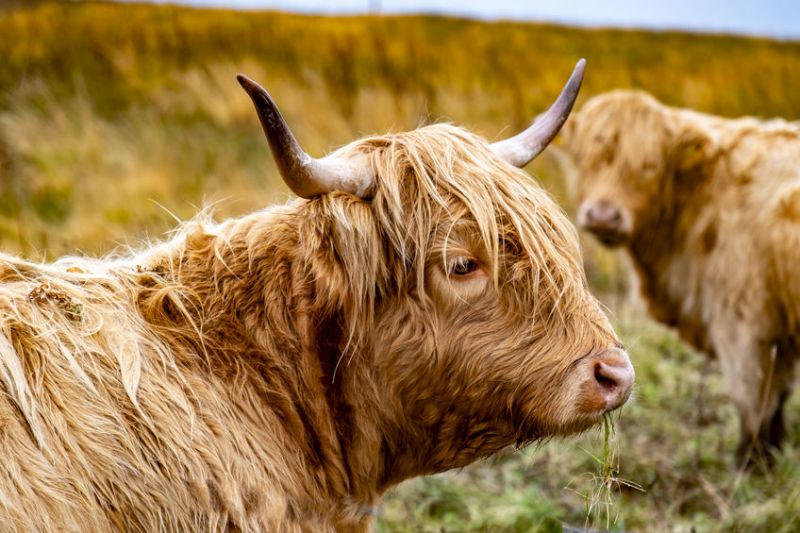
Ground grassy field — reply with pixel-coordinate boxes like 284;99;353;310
1;2;800;531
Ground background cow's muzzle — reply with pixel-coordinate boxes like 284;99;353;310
577;200;631;246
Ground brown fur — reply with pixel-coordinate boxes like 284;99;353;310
563;90;800;460
0;124;619;531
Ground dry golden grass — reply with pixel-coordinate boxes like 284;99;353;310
2;2;800;259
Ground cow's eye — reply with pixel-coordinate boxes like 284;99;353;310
448;257;479;277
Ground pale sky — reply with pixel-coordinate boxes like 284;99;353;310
128;0;800;39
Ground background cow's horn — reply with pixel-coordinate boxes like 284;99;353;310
490;59;586;168
237;74;374;199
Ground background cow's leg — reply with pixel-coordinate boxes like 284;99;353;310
764;389;788;450
711;324;786;467
762;343;799;450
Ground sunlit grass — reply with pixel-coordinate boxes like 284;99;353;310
3;2;800;263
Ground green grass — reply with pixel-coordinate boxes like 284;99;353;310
1;2;799;531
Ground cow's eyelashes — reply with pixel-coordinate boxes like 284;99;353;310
447;257;479;277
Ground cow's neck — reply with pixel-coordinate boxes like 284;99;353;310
176;211;381;528
625;165;718;351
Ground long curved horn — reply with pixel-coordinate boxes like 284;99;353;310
237;74;374;199
491;59;585;168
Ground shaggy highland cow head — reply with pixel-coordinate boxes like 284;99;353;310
562;90;716;247
239;61;633;484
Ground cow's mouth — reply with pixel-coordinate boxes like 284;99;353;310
511;397;619;443
588;227;629;247
577;201;632;248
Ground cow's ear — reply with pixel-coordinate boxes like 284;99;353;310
671;125;717;174
298;195;388;322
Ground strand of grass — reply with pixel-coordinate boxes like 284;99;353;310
566;412;644;530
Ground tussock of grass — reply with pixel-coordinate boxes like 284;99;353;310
568;412;644;530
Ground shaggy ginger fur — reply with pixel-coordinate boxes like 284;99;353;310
563;90;800;462
0;124;620;531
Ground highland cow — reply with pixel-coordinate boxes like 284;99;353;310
562;89;800;463
0;61;632;531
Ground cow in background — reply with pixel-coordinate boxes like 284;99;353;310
0;62;633;531
563;89;800;464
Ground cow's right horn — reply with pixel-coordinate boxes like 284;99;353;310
491;59;585;168
237;74;374;199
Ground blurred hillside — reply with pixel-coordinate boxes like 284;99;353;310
2;1;800;260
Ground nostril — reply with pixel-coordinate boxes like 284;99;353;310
581;350;634;413
594;362;620;390
586;206;602;224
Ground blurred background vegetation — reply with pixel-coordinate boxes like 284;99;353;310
1;1;799;531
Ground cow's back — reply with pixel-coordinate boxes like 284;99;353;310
721;124;800;333
0;254;320;532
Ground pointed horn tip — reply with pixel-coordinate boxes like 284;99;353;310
488;57;587;167
236;73;250;87
236;73;265;98
570;59;586;85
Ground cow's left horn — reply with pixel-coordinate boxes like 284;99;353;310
491;59;585;168
237;74;374;199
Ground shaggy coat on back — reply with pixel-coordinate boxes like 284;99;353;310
0;123;624;531
563;90;800;461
